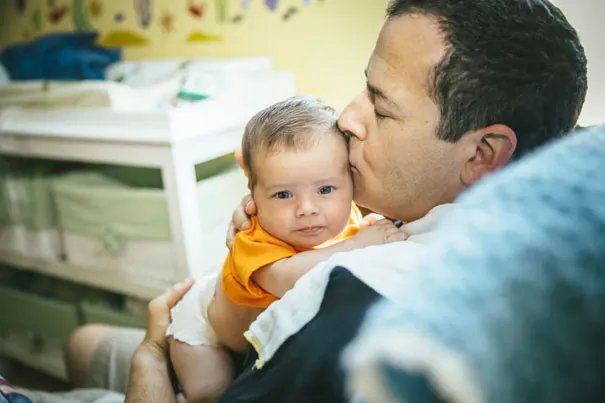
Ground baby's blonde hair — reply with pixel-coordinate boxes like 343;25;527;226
242;96;341;189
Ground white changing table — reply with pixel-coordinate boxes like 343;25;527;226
0;58;295;379
0;93;293;299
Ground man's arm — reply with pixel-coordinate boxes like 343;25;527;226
125;278;195;403
127;344;177;403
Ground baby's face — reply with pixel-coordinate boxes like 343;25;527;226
253;129;353;250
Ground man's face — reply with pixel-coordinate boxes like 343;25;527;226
339;14;471;222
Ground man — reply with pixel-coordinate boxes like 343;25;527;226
65;0;587;402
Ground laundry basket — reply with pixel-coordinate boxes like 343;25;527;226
0;159;63;260
52;156;248;282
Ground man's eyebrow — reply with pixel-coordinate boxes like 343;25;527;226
364;69;397;108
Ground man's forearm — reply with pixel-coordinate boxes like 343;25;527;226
125;345;176;403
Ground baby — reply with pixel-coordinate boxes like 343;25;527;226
167;96;405;402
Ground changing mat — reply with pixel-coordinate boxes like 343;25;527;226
0;72;184;111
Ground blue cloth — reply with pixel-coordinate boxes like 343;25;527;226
346;126;605;403
0;32;121;81
0;375;32;403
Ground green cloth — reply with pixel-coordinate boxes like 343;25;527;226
52;155;239;253
0;159;59;230
0;177;9;227
52;172;172;249
0;285;80;341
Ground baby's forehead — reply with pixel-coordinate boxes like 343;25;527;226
255;144;349;185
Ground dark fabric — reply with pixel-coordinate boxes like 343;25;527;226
219;267;381;403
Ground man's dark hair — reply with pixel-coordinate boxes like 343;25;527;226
387;0;588;157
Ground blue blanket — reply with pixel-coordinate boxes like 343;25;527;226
345;126;605;403
1;32;121;81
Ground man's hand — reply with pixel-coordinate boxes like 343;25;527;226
126;277;195;403
139;277;195;361
226;193;257;249
350;219;408;248
359;213;384;229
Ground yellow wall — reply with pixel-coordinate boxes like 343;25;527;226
0;0;388;110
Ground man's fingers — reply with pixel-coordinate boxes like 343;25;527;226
359;213;383;229
232;194;254;231
244;197;257;217
385;230;409;243
375;218;395;226
145;277;195;345
165;277;195;308
226;222;236;249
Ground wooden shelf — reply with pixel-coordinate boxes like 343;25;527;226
0;251;167;300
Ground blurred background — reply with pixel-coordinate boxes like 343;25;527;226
0;0;603;394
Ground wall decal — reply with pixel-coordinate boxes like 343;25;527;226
187;30;223;43
160;10;174;33
99;29;149;47
265;0;278;12
72;0;93;31
282;6;298;20
215;0;228;23
88;0;103;19
47;0;70;25
134;0;152;28
187;0;206;18
32;8;43;31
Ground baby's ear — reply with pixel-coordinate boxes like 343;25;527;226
234;150;250;177
235;149;245;169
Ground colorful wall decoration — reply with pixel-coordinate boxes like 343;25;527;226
0;0;388;109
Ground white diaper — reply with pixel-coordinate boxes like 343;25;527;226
166;272;220;346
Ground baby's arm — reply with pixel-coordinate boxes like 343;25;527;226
252;219;408;298
170;341;233;403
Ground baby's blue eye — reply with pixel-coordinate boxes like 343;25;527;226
319;186;335;195
274;191;292;199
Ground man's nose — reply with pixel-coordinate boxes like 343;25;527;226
338;92;368;141
296;197;319;217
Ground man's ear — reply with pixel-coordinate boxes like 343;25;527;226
460;124;517;186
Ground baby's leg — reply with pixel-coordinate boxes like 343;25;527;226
170;340;234;403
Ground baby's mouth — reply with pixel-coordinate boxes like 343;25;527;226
298;226;325;235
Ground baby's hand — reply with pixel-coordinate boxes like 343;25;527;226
352;219;408;248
